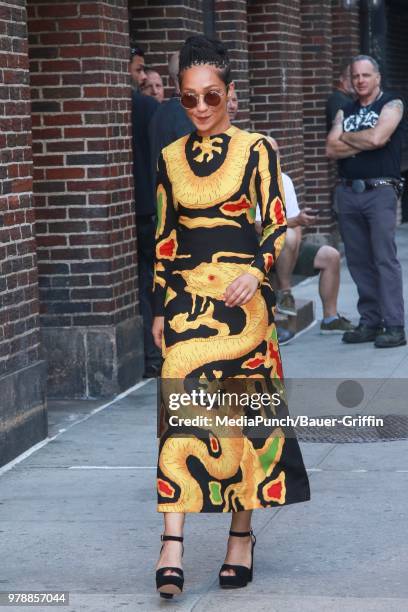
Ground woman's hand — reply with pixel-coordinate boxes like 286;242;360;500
223;273;259;307
152;316;164;350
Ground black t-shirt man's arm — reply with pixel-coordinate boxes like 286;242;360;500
326;98;404;160
340;98;404;150
326;109;362;159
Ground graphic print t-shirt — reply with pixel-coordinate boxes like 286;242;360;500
338;91;404;180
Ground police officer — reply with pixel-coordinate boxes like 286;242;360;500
326;54;406;348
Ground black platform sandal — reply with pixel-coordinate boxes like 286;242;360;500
156;534;184;599
219;529;256;589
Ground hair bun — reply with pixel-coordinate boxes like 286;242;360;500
179;35;231;77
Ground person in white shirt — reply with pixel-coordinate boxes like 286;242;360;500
255;164;353;335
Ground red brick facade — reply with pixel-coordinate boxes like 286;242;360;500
215;0;250;129
0;0;40;378
23;0;143;400
386;2;408;121
27;0;137;329
332;0;360;84
0;0;47;466
248;0;305;201
301;0;334;238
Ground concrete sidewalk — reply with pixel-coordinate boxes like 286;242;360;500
0;228;407;612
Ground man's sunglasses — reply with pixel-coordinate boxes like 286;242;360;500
180;90;225;109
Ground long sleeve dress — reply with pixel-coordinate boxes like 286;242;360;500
153;125;310;513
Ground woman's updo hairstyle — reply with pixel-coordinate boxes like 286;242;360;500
179;35;232;86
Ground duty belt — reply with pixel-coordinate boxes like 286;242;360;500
341;177;404;195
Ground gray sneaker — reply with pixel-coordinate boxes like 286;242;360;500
320;314;354;335
276;290;296;316
277;327;295;345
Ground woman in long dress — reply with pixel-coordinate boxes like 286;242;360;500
152;35;310;598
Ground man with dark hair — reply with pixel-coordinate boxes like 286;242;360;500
149;51;194;174
326;54;406;348
130;46;162;377
326;64;354;132
129;46;147;89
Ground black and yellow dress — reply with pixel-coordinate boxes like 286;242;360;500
153;125;310;513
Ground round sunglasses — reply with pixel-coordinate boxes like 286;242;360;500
180;90;225;109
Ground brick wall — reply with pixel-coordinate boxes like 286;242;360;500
0;0;47;467
386;1;408;217
129;0;203;97
386;3;408;102
27;0;137;329
329;1;361;238
247;0;305;202
0;0;40;378
301;0;334;239
26;0;142;397
215;0;250;130
331;0;360;85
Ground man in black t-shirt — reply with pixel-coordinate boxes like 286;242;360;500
326;54;406;348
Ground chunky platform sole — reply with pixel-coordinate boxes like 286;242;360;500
158;584;182;599
156;534;184;599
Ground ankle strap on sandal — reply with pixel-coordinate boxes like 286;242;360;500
161;534;184;542
229;529;253;537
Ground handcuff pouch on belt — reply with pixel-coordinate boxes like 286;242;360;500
350;179;366;194
348;178;405;198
